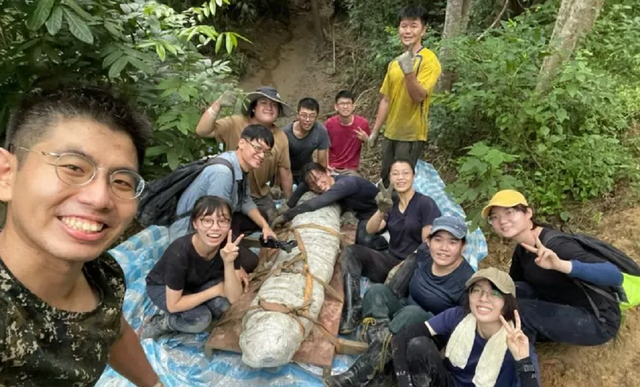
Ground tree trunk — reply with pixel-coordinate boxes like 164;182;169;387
535;0;605;93
436;0;474;92
310;0;325;44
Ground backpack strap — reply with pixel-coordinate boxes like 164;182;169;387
176;156;236;220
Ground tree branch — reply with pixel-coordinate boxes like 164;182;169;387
477;0;510;42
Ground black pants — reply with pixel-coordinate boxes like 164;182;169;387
356;218;389;251
230;212;260;273
397;336;458;387
341;244;402;283
381;138;424;185
516;281;620;346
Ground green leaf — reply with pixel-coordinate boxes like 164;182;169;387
167;150;180;170
63;8;94;44
145;145;170;157
104;20;122;37
45;6;63;35
555;108;568;123
215;34;224;53
108;56;128;78
62;0;94;21
27;0;55;31
42;44;62;64
127;57;152;73
225;33;233;54
102;50;123;68
156;44;166;61
467;142;490;157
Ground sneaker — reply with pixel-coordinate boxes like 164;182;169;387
138;314;172;340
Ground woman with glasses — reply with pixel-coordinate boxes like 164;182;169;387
391;268;540;387
339;158;441;333
483;190;622;346
141;196;246;339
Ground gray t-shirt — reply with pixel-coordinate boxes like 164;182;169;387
283;121;330;178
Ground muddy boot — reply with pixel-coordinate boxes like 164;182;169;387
339;273;362;334
361;317;390;345
139;314;172;340
323;337;392;387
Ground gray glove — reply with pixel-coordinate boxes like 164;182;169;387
397;50;416;74
368;131;379;148
375;180;393;213
218;90;237;108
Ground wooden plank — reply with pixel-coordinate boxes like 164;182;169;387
336;338;368;355
205;224;356;367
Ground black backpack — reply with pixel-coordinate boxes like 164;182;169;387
541;229;640;319
136;156;234;227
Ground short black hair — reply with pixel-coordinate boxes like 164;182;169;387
298;98;320;113
6;87;150;168
462;282;518;323
335;90;355;103
248;98;281;118
390;158;415;174
397;5;428;26
427;230;467;244
189;195;232;232
241;124;275;148
302;162;327;185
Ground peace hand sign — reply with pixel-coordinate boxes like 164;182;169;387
520;236;564;272
221;230;244;264
500;310;530;361
355;127;369;142
375;180;394;213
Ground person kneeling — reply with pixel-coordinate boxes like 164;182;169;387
141;196;246;338
392;268;540;387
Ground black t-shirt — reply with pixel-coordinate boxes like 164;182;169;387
510;228;620;322
385;192;440;259
146;234;240;292
283;122;330;178
285;175;378;221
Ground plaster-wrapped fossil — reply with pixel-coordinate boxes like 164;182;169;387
239;193;341;368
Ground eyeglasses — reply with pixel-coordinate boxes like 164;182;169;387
336;101;353;107
390;170;413;178
247;141;273;158
298;114;317;121
13;146;145;200
199;217;230;229
469;287;504;302
487;208;518;225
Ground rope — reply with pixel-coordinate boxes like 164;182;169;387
377;331;393;373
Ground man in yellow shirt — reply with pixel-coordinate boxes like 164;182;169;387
369;6;441;185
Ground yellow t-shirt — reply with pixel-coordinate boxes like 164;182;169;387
380;47;441;142
215;115;291;198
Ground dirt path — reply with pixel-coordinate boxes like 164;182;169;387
238;11;340;124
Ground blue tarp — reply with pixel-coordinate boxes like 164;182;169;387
96;160;487;386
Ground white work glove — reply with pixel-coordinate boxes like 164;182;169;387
397;50;416;74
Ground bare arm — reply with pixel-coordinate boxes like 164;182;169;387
195;101;221;138
165;284;224;314
223;264;243;303
278;166;293;199
421;225;432;243
366;210;387;234
317;149;328;169
404;73;428;104
371;95;391;135
248;207;269;230
108;318;161;387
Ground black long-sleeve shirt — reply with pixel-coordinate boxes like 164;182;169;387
284;175;378;221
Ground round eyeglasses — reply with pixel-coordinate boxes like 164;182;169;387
14;146;145;200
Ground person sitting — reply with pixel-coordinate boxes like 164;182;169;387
483;190;623;346
324;215;474;386
392;268;540;387
339;158;441;333
196;86;294;223
324;90;370;176
273;162;387;250
171;124;278;273
141;196;246;339
283;97;330;185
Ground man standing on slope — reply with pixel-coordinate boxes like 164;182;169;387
368;5;441;185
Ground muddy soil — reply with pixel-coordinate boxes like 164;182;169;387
236;10;640;387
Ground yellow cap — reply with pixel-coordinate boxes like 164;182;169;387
481;190;528;218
